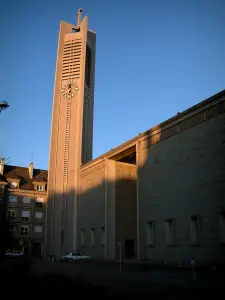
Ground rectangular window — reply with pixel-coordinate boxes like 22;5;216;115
190;216;201;245
34;225;43;233
10;182;17;188
8;195;17;203
35;212;43;219
21;211;30;221
81;229;85;246
23;197;31;204
35;198;44;208
20;225;29;236
165;219;175;246
90;228;95;246
10;224;15;233
147;221;155;246
219;212;225;244
37;185;44;191
101;227;105;247
8;210;16;221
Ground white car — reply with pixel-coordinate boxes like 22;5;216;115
60;252;91;262
5;250;23;258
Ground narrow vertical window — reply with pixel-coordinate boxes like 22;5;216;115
219;212;225;244
101;227;105;247
165;219;175;246
147;221;155;246
90;228;95;246
190;216;201;245
81;229;85;246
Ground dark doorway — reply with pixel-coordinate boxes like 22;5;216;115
33;243;41;258
125;239;134;259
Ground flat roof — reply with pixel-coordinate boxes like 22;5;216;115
81;89;225;170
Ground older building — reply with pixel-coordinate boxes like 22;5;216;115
0;161;8;257
0;160;47;257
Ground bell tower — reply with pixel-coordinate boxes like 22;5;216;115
46;9;96;258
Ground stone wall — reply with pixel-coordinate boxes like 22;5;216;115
78;161;105;259
138;109;225;265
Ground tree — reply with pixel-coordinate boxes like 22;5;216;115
0;153;11;165
0;101;9;113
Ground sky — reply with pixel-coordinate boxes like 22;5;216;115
0;0;225;170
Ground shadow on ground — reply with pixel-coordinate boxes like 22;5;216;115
0;257;224;299
0;257;106;296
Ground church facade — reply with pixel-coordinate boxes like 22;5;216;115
76;90;225;265
45;9;225;265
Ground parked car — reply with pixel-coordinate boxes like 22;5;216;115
5;250;23;258
60;252;91;262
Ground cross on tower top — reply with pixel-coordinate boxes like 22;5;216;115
77;8;83;26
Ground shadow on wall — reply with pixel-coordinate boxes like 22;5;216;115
137;110;225;266
46;165;137;261
3;221;20;250
46;104;225;265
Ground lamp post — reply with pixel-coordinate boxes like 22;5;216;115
0;101;9;113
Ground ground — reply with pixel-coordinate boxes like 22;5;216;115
0;257;224;298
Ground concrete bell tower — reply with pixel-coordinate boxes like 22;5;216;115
46;9;96;258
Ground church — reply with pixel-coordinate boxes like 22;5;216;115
1;9;225;265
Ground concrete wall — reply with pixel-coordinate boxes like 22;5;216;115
105;159;116;261
78;161;105;259
78;159;137;261
115;162;137;259
138;111;225;265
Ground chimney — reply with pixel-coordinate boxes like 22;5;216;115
0;159;4;175
29;162;34;179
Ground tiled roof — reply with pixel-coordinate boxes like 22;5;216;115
3;165;48;191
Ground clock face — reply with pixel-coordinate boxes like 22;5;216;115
61;81;79;99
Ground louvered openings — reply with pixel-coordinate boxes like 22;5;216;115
62;38;82;80
62;101;71;212
85;45;92;87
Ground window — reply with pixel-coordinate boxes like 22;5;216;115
190;216;201;245
147;221;155;246
101;227;105;247
35;212;43;219
34;225;43;233
81;229;85;246
20;225;29;236
8;195;17;203
8;210;16;221
35;198;44;208
23;197;31;204
90;228;95;246
9;182;17;188
21;211;30;221
165;219;175;246
9;224;15;233
37;185;44;191
219;212;225;244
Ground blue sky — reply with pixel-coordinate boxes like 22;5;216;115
0;0;224;170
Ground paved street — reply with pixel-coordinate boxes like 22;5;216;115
1;258;224;298
30;259;224;297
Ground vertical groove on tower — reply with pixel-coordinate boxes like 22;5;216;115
62;101;71;212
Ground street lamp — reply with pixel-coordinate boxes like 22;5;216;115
0;101;9;113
